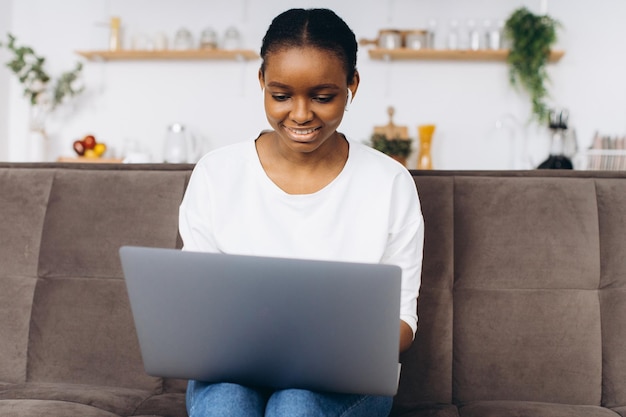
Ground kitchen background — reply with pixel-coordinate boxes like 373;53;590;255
0;0;625;169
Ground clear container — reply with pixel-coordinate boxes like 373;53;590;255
487;20;504;50
427;18;437;49
199;28;218;49
154;32;169;50
447;19;459;50
467;19;480;51
163;123;188;163
173;28;194;50
405;30;427;50
378;30;402;49
222;27;241;50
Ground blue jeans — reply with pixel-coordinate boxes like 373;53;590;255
186;380;393;417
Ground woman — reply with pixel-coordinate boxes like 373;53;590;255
179;8;423;417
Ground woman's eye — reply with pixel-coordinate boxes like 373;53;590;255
271;94;289;102
313;96;334;103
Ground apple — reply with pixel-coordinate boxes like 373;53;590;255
73;140;86;156
83;135;97;149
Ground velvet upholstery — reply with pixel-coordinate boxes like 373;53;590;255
1;164;626;416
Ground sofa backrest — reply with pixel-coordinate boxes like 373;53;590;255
395;171;626;411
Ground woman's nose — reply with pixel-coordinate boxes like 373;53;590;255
290;97;313;124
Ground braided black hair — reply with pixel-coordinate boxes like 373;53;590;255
260;8;358;84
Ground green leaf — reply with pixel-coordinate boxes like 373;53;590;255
504;7;560;124
1;32;84;110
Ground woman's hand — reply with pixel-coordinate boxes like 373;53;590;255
399;320;414;353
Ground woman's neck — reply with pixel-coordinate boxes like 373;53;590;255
255;131;349;195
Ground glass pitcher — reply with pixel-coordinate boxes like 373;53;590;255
163;123;188;163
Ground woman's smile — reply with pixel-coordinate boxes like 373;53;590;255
283;125;322;142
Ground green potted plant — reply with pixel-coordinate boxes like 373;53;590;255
1;33;84;109
504;7;560;124
1;33;84;160
369;133;413;166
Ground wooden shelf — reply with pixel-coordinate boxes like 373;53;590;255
57;157;124;163
368;48;565;62
76;49;259;62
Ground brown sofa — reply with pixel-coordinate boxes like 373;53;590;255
1;163;625;417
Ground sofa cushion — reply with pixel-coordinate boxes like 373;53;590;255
24;168;189;393
133;392;187;417
0;382;153;416
453;177;600;289
597;180;626;408
391;403;460;417
0;169;53;385
393;176;455;410
0;277;36;385
26;277;161;392
601;288;626;409
0;168;53;279
0;399;124;417
458;400;621;417
454;289;602;404
610;406;626;417
38;170;187;279
452;177;602;405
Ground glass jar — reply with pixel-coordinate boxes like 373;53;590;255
222;27;241;50
173;28;194;50
199;28;218;49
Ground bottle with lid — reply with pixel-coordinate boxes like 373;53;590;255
467;19;480;51
109;17;122;51
447;19;459;50
488;20;504;50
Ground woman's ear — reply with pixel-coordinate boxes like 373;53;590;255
348;70;360;100
345;89;353;112
258;69;265;92
345;71;359;112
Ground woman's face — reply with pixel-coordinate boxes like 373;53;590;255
259;46;359;155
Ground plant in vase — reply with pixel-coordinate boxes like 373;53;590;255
0;33;84;160
369;133;413;166
504;7;560;124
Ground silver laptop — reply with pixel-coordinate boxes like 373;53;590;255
119;245;402;396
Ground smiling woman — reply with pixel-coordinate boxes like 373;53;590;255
178;8;424;417
257;45;354;194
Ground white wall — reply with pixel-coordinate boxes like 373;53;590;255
2;0;625;169
0;0;11;161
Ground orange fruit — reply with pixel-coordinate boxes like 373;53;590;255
94;142;107;156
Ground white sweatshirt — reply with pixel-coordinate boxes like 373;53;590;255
179;137;424;336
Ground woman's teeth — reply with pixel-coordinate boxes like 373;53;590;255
288;127;318;135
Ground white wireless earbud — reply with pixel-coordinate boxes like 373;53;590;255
345;89;353;112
